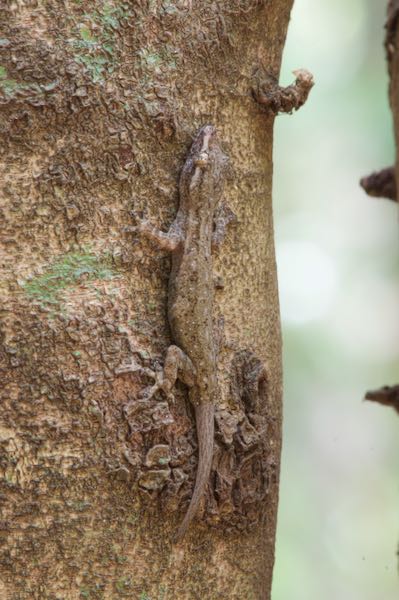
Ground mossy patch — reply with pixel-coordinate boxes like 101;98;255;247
0;64;58;99
0;65;33;96
23;251;119;309
69;3;131;83
138;46;177;74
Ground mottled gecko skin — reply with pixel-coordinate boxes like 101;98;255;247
131;125;230;539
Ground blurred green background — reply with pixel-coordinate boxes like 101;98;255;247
272;1;399;598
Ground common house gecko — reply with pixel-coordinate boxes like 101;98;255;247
130;125;232;539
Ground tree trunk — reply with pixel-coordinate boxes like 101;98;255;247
362;2;399;414
387;0;399;185
0;2;292;598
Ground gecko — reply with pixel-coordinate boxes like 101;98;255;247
130;125;232;539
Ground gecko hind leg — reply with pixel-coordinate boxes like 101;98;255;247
139;345;195;403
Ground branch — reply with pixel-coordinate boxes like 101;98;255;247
365;384;399;414
360;167;397;202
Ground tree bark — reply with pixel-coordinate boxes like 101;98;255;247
0;2;292;598
363;2;399;413
361;1;399;205
387;0;399;183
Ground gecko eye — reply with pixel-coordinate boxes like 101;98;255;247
194;151;209;167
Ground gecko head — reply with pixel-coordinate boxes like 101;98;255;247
181;125;229;196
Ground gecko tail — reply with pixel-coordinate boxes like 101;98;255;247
175;403;215;541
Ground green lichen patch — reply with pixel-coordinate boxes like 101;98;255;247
69;2;131;83
0;65;29;96
23;251;119;309
0;64;58;99
138;45;177;75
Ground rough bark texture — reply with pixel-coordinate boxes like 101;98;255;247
361;5;399;405
387;1;399;199
0;1;291;598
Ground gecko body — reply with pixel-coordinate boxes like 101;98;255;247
131;125;230;539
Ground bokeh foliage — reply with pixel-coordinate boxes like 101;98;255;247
273;1;399;598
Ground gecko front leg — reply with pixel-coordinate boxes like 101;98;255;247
130;212;183;252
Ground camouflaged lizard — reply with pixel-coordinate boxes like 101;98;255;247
131;125;232;539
